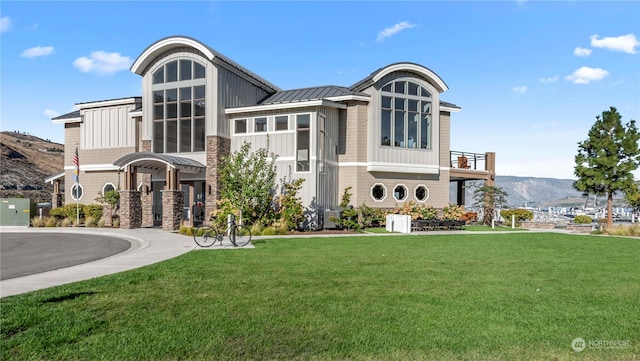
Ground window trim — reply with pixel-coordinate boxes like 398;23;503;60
380;79;433;150
295;113;311;173
70;183;84;201
393;184;408;202
102;183;116;196
371;183;387;202
414;184;430;202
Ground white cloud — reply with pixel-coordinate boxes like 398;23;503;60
44;109;60;118
72;51;132;75
1;16;11;32
20;46;54;59
565;66;609;84
590;34;640;54
512;86;527;94
376;21;417;42
540;76;559;83
573;47;592;57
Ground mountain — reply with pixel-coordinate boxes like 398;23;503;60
451;175;626;209
0;131;64;203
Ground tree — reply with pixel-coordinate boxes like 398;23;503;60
218;140;278;225
472;184;508;226
95;189;119;225
277;178;306;230
574;107;640;228
624;181;640;212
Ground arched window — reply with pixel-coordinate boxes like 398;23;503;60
152;59;206;153
381;80;432;149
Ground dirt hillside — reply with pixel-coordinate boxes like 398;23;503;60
0;131;64;203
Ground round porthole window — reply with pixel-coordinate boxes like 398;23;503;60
371;184;386;201
394;184;407;201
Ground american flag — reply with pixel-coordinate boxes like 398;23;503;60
72;145;79;183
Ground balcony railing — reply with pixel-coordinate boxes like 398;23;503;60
450;151;487;171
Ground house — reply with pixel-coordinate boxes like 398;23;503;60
48;36;495;231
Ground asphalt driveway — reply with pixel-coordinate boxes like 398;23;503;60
0;232;131;280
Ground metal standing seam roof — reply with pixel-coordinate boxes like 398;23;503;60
112;152;205;173
260;86;370;104
51;110;81;121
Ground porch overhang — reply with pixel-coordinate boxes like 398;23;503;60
113;152;205;174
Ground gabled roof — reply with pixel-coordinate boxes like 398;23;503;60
261;86;369;104
131;36;280;93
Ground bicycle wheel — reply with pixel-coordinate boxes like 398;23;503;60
194;226;219;247
229;225;252;247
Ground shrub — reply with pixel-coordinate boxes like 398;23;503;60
500;209;534;224
85;216;98;227
61;218;73;227
83;204;103;220
112;216;120;228
442;203;465;220
179;226;195;236
604;224;640;236
573;215;593;224
31;217;45;227
45;217;58;227
98;218;106;228
276;178;306;231
392;201;437;221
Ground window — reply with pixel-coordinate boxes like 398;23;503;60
296;114;310;172
371;184;386;201
415;185;429;202
276;115;288;131
380;80;432;149
319;115;325;173
235;119;247;134
71;184;83;201
102;183;115;195
394;184;407;201
152;59;206;153
255;117;267;132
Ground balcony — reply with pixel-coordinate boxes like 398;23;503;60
449;151;495;182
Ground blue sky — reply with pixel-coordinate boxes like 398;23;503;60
1;1;639;179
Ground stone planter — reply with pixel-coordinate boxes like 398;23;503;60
566;223;595;233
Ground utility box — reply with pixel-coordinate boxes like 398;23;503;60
386;214;412;233
324;210;341;229
0;198;36;227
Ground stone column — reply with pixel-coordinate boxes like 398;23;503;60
141;174;153;227
205;135;230;225
162;190;184;231
120;190;142;229
52;180;63;208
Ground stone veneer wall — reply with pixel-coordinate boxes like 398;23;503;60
120;190;142;229
140;140;153;227
205;135;231;225
162;190;184;231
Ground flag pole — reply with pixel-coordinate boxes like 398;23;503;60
74;144;80;226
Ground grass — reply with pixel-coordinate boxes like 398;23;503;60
2;233;638;360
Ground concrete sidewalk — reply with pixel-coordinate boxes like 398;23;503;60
0;227;197;298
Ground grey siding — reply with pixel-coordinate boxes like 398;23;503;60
81;103;137;149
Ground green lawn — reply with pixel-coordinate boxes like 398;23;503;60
2;233;638;360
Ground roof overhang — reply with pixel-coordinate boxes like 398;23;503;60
45;172;65;183
225;99;347;115
373;63;448;92
76;97;140;110
131;37;215;75
52;116;82;124
440;105;461;113
113;152;205;174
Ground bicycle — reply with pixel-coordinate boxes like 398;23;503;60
193;215;252;248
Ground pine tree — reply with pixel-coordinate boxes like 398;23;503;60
574;107;640;228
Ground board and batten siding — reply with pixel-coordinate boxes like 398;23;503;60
81;104;137;149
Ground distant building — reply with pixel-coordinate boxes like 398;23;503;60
48;36;495;230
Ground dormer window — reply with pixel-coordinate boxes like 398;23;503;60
381;80;432;150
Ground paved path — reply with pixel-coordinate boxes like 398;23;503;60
0;227;196;298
